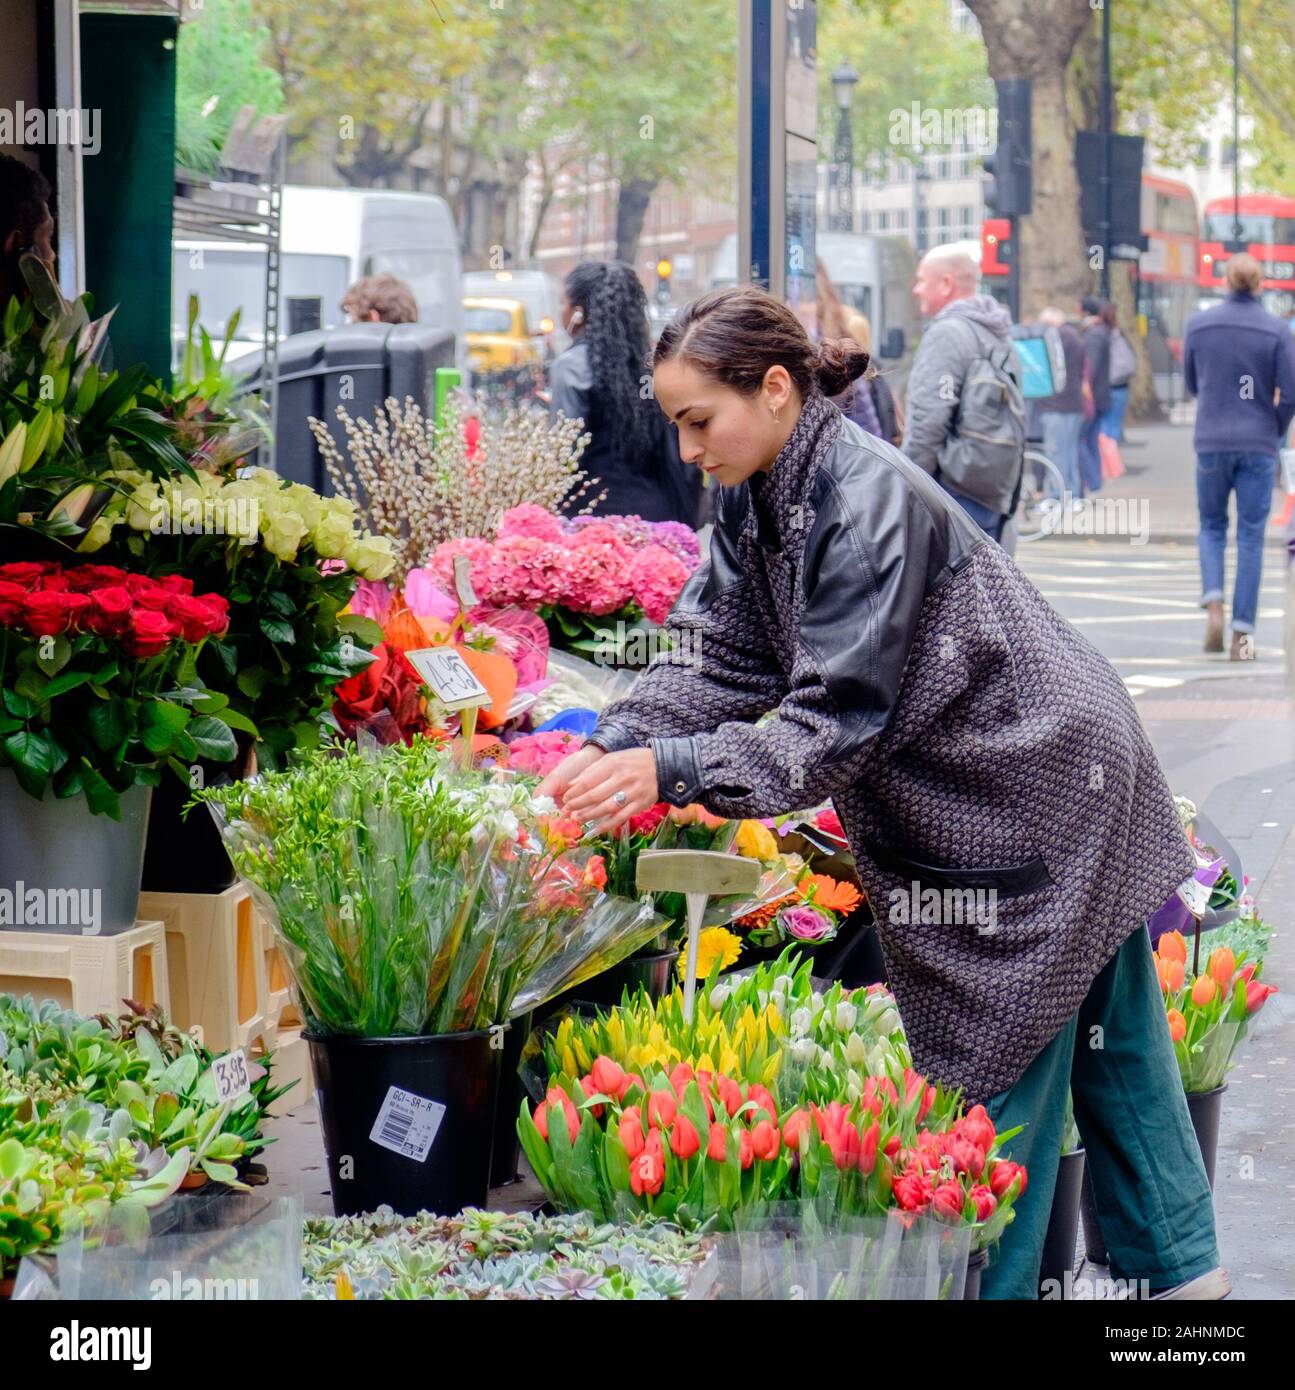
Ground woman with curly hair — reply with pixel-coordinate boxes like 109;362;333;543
549;260;703;524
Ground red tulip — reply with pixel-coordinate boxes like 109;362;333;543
989;1160;1026;1199
893;1169;934;1212
969;1185;997;1222
533;1086;579;1143
739;1128;754;1171
707;1122;728;1162
670;1114;701;1162
716;1075;743;1118
647;1089;676;1129
884;1135;902;1161
591;1055;626;1098
859;1121;880;1176
960;1104;996;1154
812;1101;850;1142
579;1075;605;1118
629;1148;665;1197
948;1136;985;1178
618;1107;645;1158
782;1109;814;1151
829;1123;862;1171
931;1180;966;1223
751;1119;781;1162
1238;962;1258;985
1245;980;1278;1014
644;1126;665;1160
747;1083;778;1125
670;1062;695;1093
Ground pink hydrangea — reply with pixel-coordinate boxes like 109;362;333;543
480;536;567;608
428;537;492;595
564;534;634;614
650;521;702;568
505;730;584;777
498;504;567;544
629;544;689;624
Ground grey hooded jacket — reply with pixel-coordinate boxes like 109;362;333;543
902;294;1016;492
591;391;1195;1103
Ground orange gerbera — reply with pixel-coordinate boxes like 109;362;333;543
799;873;864;915
736;893;798;932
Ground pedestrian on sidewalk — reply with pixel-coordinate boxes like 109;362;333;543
549;259;703;525
1035;306;1086;504
539;285;1226;1302
1101;301;1137;444
1079;297;1111;495
341;273;418;324
901;247;1026;541
816;258;900;444
1183;253;1295;660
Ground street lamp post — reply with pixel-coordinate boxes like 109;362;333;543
914;148;930;255
831;62;858;234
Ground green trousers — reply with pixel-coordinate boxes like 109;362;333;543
980;925;1220;1299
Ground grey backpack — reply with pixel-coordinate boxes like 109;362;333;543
938;318;1027;515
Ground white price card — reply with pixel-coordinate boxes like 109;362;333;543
405;646;489;712
212;1048;252;1104
453;553;479;610
1177;875;1211;917
369;1085;446;1162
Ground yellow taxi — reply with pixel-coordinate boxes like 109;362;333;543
462;297;543;377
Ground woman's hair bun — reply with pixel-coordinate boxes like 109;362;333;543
814;337;872;397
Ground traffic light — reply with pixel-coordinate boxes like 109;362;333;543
984;78;1032;217
655;257;672;305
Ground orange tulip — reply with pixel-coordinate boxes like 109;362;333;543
1167;1008;1187;1042
1191;974;1216;1008
1157;956;1185;993
1158;930;1188;965
1207;946;1236;990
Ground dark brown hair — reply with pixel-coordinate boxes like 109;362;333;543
653;285;870;399
341;273;418;325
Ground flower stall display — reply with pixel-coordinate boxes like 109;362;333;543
198;737;669;1216
427;505;701;661
0;993;290;1286
1153;929;1277;1094
303;1205;716;1301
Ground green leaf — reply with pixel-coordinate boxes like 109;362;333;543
79;764;121;817
35;634;71;676
186;716;238;762
192;692;230;714
141;700;191;754
93;659;120;684
0;714;21;735
236;666;268;699
4;730;55;798
206;638;239;679
259;617;296;645
42;669;93;700
2;687;38;718
215;707;259;737
87;698;127;751
337;613;384;644
14;667;49;705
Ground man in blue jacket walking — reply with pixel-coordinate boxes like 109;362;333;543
1183;254;1295;659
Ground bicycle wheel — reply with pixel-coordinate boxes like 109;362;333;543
1014;450;1068;542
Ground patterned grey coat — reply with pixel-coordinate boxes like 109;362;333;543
591;390;1195;1103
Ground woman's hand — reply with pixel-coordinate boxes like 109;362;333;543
559;747;660;836
535;743;606;805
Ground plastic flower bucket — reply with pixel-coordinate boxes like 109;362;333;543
1039;1147;1086;1295
306;1027;505;1217
560;949;680;1009
1185;1083;1228;1191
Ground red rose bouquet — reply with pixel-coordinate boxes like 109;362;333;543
0;561;236;816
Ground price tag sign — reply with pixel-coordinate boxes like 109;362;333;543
212;1048;251;1104
405;646;489;712
1177;875;1210;918
452;553;478;611
369;1085;446;1162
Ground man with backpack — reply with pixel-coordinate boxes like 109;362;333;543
903;247;1026;543
1102;302;1137;444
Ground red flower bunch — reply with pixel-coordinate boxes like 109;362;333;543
0;561;229;657
332;642;427;745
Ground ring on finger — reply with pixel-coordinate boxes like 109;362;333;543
613;790;628;807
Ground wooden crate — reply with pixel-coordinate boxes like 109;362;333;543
140;884;268;1054
257;910;302;1033
0;920;170;1017
252;1025;315;1118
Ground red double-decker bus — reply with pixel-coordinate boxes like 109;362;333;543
980;176;1199;351
1200;193;1295;315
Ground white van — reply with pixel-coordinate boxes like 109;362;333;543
172;186;466;373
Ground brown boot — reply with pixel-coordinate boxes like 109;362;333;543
1231;631;1255;661
1204;600;1224;653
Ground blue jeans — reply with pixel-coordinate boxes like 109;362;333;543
1101;384;1131;442
1079;414;1104;495
1196;451;1277;632
937;475;1004;541
1039;410;1083;500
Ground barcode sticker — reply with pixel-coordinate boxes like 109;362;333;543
212;1048;251;1104
369;1085;446;1162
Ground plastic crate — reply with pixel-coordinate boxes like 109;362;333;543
257;909;302;1034
252;1025;315;1118
140;884;268;1054
0;919;170;1016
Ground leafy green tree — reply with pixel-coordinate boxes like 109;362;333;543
175;0;284;172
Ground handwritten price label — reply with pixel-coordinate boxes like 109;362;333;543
405;646;489;712
212;1048;251;1104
